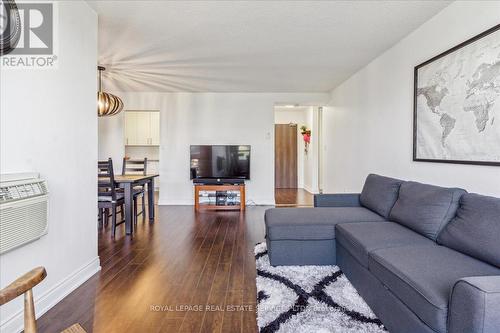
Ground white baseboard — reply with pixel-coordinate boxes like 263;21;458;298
255;202;276;206
303;186;319;195
1;257;101;333
247;198;275;206
158;199;193;205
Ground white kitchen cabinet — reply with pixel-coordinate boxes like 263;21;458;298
124;111;160;146
135;112;150;145
124;112;138;145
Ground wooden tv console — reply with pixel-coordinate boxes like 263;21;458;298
194;184;245;212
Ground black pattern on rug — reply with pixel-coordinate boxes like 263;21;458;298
255;242;386;333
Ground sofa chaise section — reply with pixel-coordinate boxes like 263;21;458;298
265;205;386;265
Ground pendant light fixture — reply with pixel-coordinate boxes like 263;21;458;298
97;66;124;117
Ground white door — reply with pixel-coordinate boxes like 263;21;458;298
124;112;138;145
135;112;151;145
150;112;160;145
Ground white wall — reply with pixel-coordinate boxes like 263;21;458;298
324;1;500;196
0;2;99;332
98;93;329;205
303;107;320;194
98;114;125;173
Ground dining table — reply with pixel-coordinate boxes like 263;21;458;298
114;174;159;234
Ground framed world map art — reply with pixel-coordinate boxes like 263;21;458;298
414;24;500;166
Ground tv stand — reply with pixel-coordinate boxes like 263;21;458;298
194;183;245;212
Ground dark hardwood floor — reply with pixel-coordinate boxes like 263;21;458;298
37;198;267;333
275;188;313;207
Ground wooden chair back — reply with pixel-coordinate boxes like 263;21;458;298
0;267;87;333
122;157;147;175
98;158;118;201
0;267;47;333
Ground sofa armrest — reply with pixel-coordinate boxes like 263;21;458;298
313;193;361;207
449;276;500;333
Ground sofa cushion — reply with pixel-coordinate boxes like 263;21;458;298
389;181;466;240
438;193;500;268
360;174;404;219
265;207;385;240
369;245;500;333
336;222;435;268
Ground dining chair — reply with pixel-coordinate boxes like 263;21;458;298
122;157;147;224
0;267;86;333
98;158;126;237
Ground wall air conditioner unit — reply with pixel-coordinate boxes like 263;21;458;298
0;173;49;254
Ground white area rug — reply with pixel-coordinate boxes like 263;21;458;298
255;242;387;333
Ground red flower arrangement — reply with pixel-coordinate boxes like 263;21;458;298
300;125;311;154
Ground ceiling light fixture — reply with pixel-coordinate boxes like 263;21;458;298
97;66;124;117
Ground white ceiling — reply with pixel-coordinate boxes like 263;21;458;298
88;0;450;92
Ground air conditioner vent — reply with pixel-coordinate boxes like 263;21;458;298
0;174;49;254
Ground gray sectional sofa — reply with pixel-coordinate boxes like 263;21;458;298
265;174;500;333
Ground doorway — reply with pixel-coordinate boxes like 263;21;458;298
275;123;313;207
274;105;321;207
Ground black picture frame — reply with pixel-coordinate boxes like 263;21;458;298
413;24;500;167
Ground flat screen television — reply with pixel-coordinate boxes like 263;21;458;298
190;145;251;180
